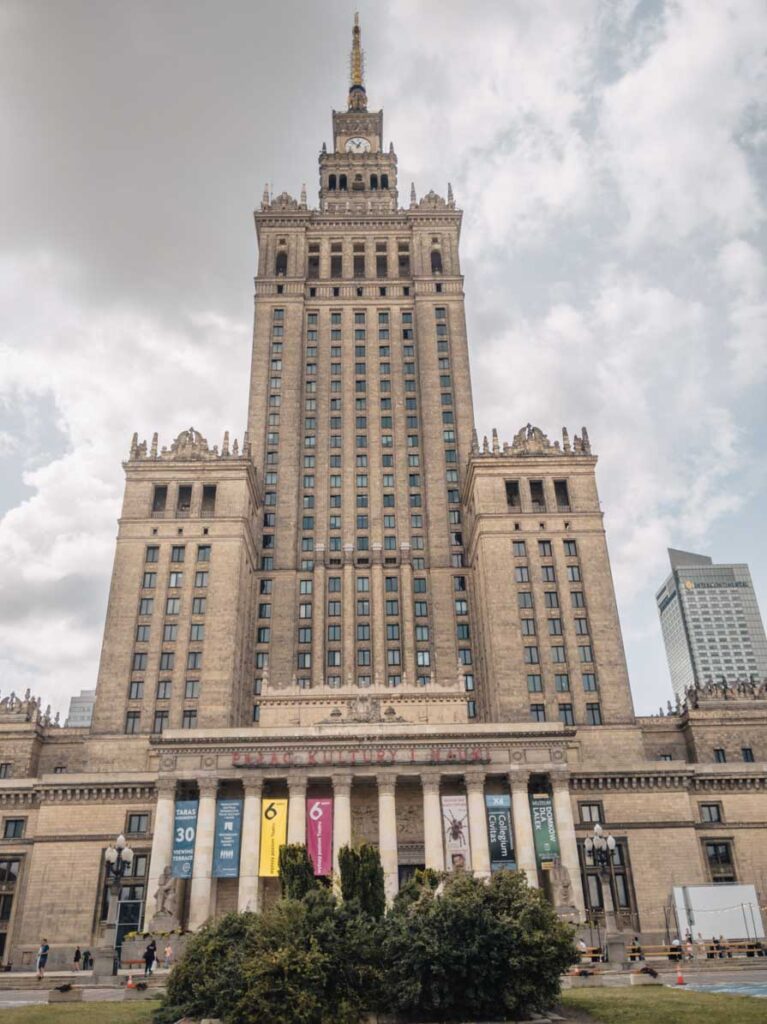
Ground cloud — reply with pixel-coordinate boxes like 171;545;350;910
0;252;248;711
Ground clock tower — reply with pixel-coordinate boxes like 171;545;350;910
320;14;398;214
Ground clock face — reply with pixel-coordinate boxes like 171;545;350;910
345;136;371;154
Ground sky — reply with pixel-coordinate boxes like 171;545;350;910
0;0;765;718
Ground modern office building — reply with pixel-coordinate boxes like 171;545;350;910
64;689;96;729
1;18;766;968
657;549;767;701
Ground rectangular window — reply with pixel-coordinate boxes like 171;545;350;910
159;652;175;670
127;813;149;834
132;652;147;671
579;645;594;663
700;803;722;823
182;709;198;729
530;704;546;722
705;841;736;883
195;571;209;587
555;673;570;692
551;645;566;663
3;819;25;839
527;674;542;692
185;679;201;699
524;646;539;664
171;545;185;563
169;571;183;588
714;748;727;763
518;592;533;609
564;539;578;556
128;680;143;700
145;545;159;563
529;480;545;510
515;566;530;583
163;623;177;642
142;572;156;589
0;763;11;779
192;596;206;614
152;485;167;513
541;566;556;582
197;545;211;562
585;702;603;725
567;566;582;582
125;711;141;734
165;597;180;615
152;710;169;734
505;480;521;508
582;673;598;692
742;747;755;762
580;803;603;823
555;480;570;509
190;623;205;641
571;591;585;608
539;540;552;556
135;624;150;642
187;651;202;669
156;679;171;700
558;704;574;725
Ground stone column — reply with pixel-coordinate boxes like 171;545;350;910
332;774;353;876
465;773;491;879
509;772;538;887
287;774;307;845
143;778;176;927
371;545;385;684
342;545;355;684
377;775;399;902
551;773;586;920
422;772;444;871
188;778;218;931
399;546;416;685
238;777;263;912
312;546;326;688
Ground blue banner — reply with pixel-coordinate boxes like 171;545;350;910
171;800;198;878
485;794;516;872
213;798;243;878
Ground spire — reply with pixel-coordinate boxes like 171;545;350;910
348;13;367;111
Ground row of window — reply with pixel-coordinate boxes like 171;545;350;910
515;565;582;583
125;708;198;733
523;644;594;664
713;746;755;763
527;672;598;693
151;486;217;517
529;702;603;725
506;478;571;512
128;679;200;701
514;539;578;558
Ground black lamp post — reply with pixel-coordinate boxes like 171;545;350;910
584;824;624;960
103;834;134;974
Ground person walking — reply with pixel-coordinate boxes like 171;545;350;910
36;938;50;979
142;940;156;976
163;942;174;968
72;946;82;971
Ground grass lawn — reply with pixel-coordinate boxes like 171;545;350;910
562;986;767;1023
0;1003;154;1024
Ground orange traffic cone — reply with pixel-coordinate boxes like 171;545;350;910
126;974;135;989
676;966;685;986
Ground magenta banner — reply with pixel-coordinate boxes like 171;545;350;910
306;797;333;876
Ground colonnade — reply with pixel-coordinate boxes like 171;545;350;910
143;770;585;929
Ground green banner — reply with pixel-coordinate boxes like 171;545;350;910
530;793;560;866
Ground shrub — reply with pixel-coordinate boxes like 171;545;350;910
279;843;318;900
337;842;385;919
382;869;577;1022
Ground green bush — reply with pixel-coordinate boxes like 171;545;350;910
338;842;385;919
279;842;318;900
155;866;576;1024
382;869;577;1022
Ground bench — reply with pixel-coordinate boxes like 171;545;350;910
577;947;605;964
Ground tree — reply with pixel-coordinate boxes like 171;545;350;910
337;843;385;919
279;843;318;900
382;869;577;1022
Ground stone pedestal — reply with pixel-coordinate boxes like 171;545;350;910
147;910;180;933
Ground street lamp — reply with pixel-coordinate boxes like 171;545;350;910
102;834;135;974
584;824;623;961
105;834;135;881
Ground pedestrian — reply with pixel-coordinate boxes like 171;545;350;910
73;945;82;971
82;949;92;971
669;936;682;962
143;940;156;976
684;937;694;960
163;942;173;968
36;938;50;979
628;936;644;962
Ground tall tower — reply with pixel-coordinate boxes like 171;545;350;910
657;549;767;701
246;17;478;726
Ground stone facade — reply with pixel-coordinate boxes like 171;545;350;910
1;17;766;968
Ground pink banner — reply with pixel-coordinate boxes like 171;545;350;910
306;797;333;876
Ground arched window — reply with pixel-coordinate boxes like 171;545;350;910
370;174;378;190
328;174;337;191
275;251;288;276
339;174;348;191
430;250;443;274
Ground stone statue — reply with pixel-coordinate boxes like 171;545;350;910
550;858;578;922
149;865;179;929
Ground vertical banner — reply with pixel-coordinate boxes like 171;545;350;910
306;797;333;876
530;793;560;868
442;794;472;870
485;794;516;872
212;798;243;878
258;797;288;877
171;800;198;878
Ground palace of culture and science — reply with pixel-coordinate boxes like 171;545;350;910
1;19;766;966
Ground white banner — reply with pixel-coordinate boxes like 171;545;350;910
441;794;472;870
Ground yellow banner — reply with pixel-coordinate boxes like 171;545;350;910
258;798;288;877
